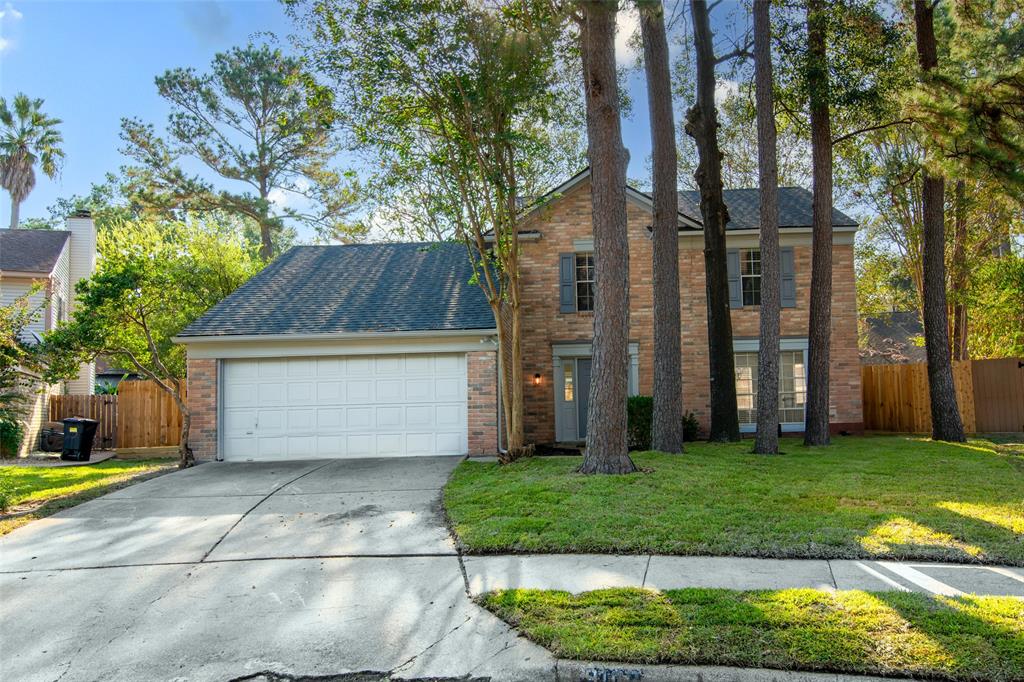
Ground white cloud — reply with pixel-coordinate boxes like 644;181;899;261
715;79;740;105
0;37;9;53
0;3;23;21
615;5;640;67
267;187;289;209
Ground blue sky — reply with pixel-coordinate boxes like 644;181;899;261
0;0;731;241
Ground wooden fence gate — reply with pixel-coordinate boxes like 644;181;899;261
49;380;186;449
862;358;1024;434
970;358;1024;433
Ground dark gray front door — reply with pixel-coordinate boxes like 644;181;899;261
576;358;592;439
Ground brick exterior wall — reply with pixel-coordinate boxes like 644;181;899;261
467;350;499;455
186;357;218;460
517;178;862;442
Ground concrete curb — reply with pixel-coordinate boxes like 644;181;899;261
554;660;895;682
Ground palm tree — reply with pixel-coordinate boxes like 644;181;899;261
0;94;64;229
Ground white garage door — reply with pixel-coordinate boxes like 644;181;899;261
221;353;468;461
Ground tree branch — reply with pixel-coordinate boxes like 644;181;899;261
831;118;914;147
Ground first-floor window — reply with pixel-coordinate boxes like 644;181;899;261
734;349;807;427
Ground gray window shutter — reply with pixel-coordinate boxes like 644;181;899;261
727;249;742;308
559;253;575;313
780;247;796;307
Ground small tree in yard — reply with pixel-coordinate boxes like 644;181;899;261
0;289;46;457
289;0;583;460
43;220;260;468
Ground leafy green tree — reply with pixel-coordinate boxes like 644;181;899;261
120;43;358;260
43;219;261;467
0;94;65;229
287;0;583;459
909;0;1024;193
0;288;46;457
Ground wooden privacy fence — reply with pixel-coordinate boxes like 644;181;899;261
47;394;118;450
49;380;186;449
862;357;1024;434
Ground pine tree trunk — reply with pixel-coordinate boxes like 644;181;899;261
9;196;20;229
753;0;780;455
640;0;684;454
949;180;969;361
914;0;966;442
685;0;739;443
803;0;833;446
578;1;636;475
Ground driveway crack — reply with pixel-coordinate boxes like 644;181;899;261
200;462;333;562
389;615;472;675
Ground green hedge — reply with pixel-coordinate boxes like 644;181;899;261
0;417;22;459
627;396;700;450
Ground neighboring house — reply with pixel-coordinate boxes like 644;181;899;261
859;311;927;365
177;169;861;462
1;213;98;454
95;356;140;391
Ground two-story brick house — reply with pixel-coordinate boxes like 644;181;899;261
178;170;861;462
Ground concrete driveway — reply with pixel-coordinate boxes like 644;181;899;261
0;457;553;681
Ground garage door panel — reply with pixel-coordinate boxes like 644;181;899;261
258;437;286;458
348;434;373;455
435;378;462;401
258;360;286;378
436;432;463;455
406;433;435;456
347;407;373;428
222;353;470;461
375;379;404;402
376;406;403;428
287;382;316;405
257;383;286;405
347;357;373;376
435;404;462;428
376;433;403;456
406;405;434;428
347;380;372;402
317;408;344;428
317;381;343;402
316;435;345;456
406;379;433;401
224;409;256;435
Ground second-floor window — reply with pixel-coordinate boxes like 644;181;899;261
741;249;761;306
575;253;594;312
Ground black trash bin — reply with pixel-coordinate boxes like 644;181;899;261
61;417;100;462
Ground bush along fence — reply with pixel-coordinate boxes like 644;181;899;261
862;357;1024;434
49;380;186;450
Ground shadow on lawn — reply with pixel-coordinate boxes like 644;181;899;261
858;501;1024;565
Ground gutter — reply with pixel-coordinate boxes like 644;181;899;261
173;328;499;344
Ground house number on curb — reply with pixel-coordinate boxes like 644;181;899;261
582;668;643;682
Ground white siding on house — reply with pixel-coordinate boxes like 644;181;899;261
0;278;49;341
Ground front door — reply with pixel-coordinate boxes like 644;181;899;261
576;358;592;439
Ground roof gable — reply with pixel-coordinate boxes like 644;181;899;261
0;229;71;274
178;242;495;338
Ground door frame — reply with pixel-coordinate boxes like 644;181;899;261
553;342;639;442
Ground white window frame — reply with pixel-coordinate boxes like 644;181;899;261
733;338;808;434
740;248;761;307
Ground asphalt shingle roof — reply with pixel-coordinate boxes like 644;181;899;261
179;242;495;337
0;229;70;273
678;187;858;229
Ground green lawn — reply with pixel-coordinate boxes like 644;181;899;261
483;587;1024;681
0;459;175;535
444;436;1024;564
